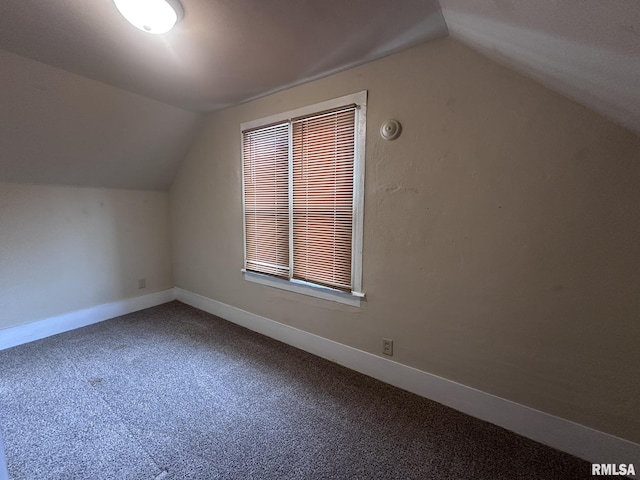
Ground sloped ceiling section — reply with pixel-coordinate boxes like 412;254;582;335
0;0;447;190
0;50;202;190
439;0;640;134
0;0;447;111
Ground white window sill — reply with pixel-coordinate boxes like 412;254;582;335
242;270;364;307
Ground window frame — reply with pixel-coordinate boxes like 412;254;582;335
240;91;367;307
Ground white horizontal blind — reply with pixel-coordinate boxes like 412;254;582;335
243;123;290;278
292;107;356;291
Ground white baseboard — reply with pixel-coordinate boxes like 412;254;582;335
0;429;8;480
0;289;175;351
174;287;640;472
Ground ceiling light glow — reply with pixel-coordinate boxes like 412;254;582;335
113;0;183;34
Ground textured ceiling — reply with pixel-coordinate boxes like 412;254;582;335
439;0;640;134
0;0;447;111
0;0;638;190
0;0;446;189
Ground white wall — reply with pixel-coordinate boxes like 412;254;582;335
0;183;173;330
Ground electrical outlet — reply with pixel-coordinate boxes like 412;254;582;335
138;278;146;289
382;338;393;356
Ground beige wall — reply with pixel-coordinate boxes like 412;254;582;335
0;183;173;330
170;38;640;443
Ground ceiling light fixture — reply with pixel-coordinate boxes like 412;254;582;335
113;0;184;34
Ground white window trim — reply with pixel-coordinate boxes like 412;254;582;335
240;91;367;307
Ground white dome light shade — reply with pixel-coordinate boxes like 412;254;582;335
113;0;183;34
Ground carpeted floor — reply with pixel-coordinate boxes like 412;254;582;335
0;301;604;479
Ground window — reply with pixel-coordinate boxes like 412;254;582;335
241;91;366;306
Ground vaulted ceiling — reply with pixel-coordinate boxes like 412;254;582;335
0;0;638;190
440;0;640;135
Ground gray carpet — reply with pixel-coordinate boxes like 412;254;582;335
0;301;605;479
